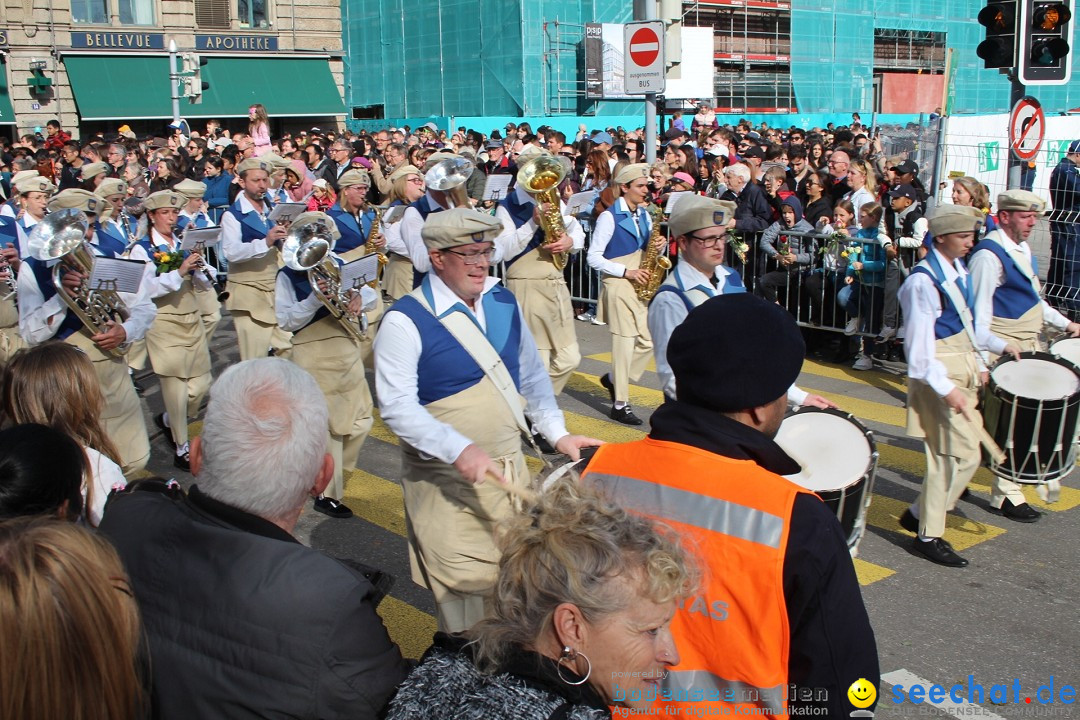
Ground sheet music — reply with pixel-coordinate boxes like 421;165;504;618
339;252;381;291
179;227;223;251
267;202;306;225
90;257;145;294
665;191;692;214
483;175;513;202
565;190;597;217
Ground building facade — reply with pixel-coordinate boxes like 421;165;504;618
0;0;345;138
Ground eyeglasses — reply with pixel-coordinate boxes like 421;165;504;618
442;247;495;265
407;177;424;185
689;233;726;248
828;160;849;167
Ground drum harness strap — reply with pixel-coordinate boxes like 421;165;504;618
925;250;987;366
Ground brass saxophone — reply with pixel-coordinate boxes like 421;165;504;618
516;153;570;270
635;203;672;303
363;205;389;288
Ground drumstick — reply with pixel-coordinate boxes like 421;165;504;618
960;406;1007;465
486;470;539;504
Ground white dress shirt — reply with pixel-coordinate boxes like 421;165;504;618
14;214;41;258
968;228;1070;356
127;228;214;299
274;267;377;332
375;273;569;464
493;186;585;258
220;192;274;264
587;197;651;278
85;446;127;527
900;248;988;397
382;214;409;256
648;260;809;405
18;231;156;345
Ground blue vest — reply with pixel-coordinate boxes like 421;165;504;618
0;216;18;257
225;197;274;244
176;212;212;232
95;220;128;252
388;278;522;405
911;263;967;339
26;238;123;341
651;265;745;312
602;203;650;260
327;203;374;254
499;192;545;266
278;266;331;331
971;239;1040;320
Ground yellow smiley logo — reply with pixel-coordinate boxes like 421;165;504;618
847;678;877;709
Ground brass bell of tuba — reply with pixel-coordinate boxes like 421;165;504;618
281;218;366;342
27;209;131;358
516;153;570;271
424;157;474;209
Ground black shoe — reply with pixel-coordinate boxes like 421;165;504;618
599;373;616;404
610;405;643;426
912;537;969;567
959;487;972;501
533;433;555;454
154;413;175;451
173;451;190;472
314;496;354;519
989;498;1041;523
898;509;919;533
132;377;145;395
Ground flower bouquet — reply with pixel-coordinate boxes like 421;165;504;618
726;228;749;264
153;249;184;275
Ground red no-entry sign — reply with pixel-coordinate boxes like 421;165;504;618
624;21;665;95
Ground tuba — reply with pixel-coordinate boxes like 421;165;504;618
27;209;130;358
424;157;474;209
281;219;366;342
516;153;570;271
363;204;389;287
634;203;673;304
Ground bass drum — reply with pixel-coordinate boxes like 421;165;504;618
982;351;1080;484
773;408;878;557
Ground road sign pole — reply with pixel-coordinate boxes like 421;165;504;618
639;3;658;164
1007;75;1025;189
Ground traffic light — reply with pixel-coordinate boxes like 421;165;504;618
1019;0;1073;84
180;52;210;102
977;1;1019;69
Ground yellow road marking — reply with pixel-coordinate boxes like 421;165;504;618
586;351;656;373
866;494;1007;551
376;595;436;660
854;558;895;586
802;358;908;393
344;469;406;536
568;371;665;408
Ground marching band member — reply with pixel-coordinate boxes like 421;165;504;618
381;164;424;302
326;169;386;360
586;163;662;425
0;170;40;219
275;211;378;519
968;189;1080;523
93;178;134;250
0;216;24;364
220;157;291;361
12;174;53;256
898;204;1018;567
649;194;834;410
399;153;460;282
129;191;215;471
374;207;598;633
264;153;294;204
493;146;583;394
174;178;223;342
18;189;155;477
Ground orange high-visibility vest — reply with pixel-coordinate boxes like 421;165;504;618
582;437;815;718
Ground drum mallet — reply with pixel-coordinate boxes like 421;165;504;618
960;407;1007;465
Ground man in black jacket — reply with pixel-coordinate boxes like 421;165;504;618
99;358;409;720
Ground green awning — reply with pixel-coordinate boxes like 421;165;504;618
65;55;344;121
0;65;14;125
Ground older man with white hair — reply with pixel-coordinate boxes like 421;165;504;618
99;358;409;719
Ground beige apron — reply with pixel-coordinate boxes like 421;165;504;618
400;378;530;599
146;276;211;379
195;286;221;324
281;315;371;437
383;254;414;302
600;250;650;338
906;332;981;459
989;304;1043;359
66;328;150;476
505;247;577;351
0;294;26;364
224;250;279;325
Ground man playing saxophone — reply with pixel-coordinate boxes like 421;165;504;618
275;211;379;519
18;189;155;477
494;145;583;395
586;163;666;425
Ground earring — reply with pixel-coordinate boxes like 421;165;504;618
556;646;592;686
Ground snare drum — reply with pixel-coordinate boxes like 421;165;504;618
1050;338;1080;372
982;352;1080;484
773;408;878;556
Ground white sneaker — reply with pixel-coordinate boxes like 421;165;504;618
591;317;607;326
844;317;860;335
852;354;874;371
877;325;897;341
576;312;594;322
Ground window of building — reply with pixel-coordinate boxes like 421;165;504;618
71;0;109;24
238;0;268;29
117;0;155;25
196;0;231;29
873;29;947;72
